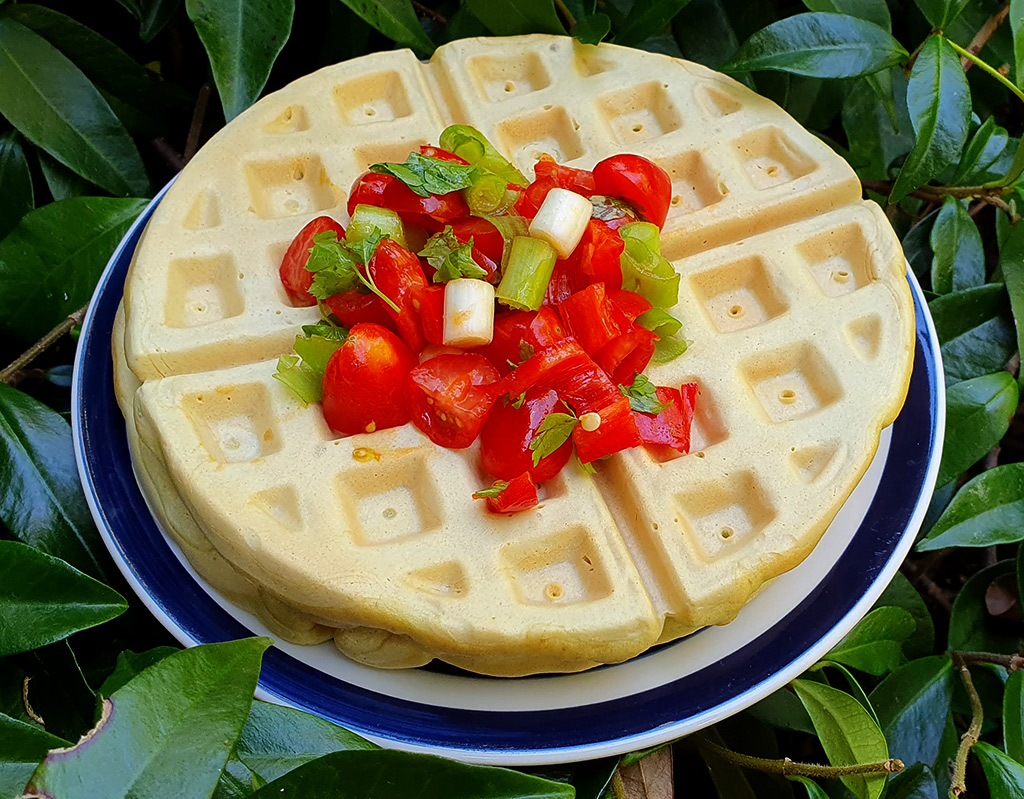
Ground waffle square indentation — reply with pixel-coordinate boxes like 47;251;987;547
333;71;412;125
353;140;429;170
596;82;682;145
182;384;281;464
676;472;776;562
742;343;843;423
733;126;816;190
264;105;310;134
798;224;877;298
496;106;584;173
658;151;724;215
245;155;338;219
690;255;788;333
336;455;441;546
164;254;243;328
469;52;551;102
501;527;612;606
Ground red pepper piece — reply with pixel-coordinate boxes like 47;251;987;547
543;220;624;305
367;238;430;351
482;472;539;513
476;307;567;375
323;290;396;330
633;384;697;453
557;283;624;356
594;325;658;386
480;387;573;483
534;155;597;196
607;289;652;322
498;338;621;413
418;284;445;346
573;396;642;463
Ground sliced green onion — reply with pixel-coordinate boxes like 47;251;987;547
635;308;682;338
348;204;406;248
466;172;514;215
483;214;530;268
439;125;528;186
496;236;557;311
651;335;688;363
273;355;323;405
619;236;679;308
619;222;662;255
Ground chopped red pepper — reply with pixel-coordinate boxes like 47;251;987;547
498;338;622;413
534;155;597;196
572;396;641;463
475;306;566;375
480;387;573;482
348;172;468;231
634;383;698;453
543;220;624;304
607;289;652;322
557;283;624;356
479;472;539;513
595;325;658;386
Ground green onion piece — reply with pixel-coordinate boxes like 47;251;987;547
273;355;323;405
619;237;680;308
635;308;682;338
348;204;406;248
651;335;689;363
483;214;530;268
619;221;662;255
496;236;557;311
466;172;514;215
294;333;344;374
439;125;528;186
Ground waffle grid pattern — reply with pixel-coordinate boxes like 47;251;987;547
116;36;915;676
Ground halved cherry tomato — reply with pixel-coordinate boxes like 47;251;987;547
633;383;697;454
418;145;469;164
534;155;597;195
480;387;573;483
279;216;345;306
475;306;566;375
449;217;505;264
367;239;430;351
418;284;445;346
323;290;395;329
483;472;539;513
348;172;469;231
592;154;673;228
407;354;500;448
322;323;416;436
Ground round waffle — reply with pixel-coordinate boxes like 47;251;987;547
114;34;915;677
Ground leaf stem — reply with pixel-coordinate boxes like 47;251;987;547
0;305;89;385
412;1;448;26
949;660;984;797
699;740;904;778
861;179;1019;217
183;83;211;164
946;39;1024;104
553;0;577;28
951;651;1024;670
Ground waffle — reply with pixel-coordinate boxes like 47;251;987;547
114;35;915;676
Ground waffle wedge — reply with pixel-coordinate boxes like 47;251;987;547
114;35;915;677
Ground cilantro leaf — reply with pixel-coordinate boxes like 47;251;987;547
528;411;578;466
273;355;322;405
619;373;670;414
511;392;526;409
472;481;509;500
370;151;479;197
419;226;488;283
518;340;535;363
306;228;399;313
273;324;347;405
302;319;347;341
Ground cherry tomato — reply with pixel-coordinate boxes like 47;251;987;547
475;307;566;375
482;472;539;514
322;323;416;436
449;217;505;264
418;145;469;164
323;290;395;329
279;216;345;306
348;172;468;231
480;387;573;483
407;354;500;448
592;154;673;228
418;284;445;346
534;155;597;195
367;239;430;351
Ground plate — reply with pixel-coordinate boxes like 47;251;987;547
73;186;944;766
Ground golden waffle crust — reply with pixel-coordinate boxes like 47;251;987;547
115;35;915;677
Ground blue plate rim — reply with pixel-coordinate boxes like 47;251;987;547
72;186;944;766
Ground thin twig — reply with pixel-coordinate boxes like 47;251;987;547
948;39;1024;103
961;4;1010;72
952;651;1024;670
22;676;45;726
950;661;984;797
553;0;577;28
412;1;447;24
700;740;903;778
183;83;211;164
861;179;1021;219
0;305;88;385
150;138;185;172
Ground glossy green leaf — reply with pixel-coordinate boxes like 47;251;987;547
889;35;971;203
937;372;1018;487
0;131;33;240
249;749;576;798
801;0;889;29
873;572;934;658
571;12;610;44
720;13;907;78
913;0;970;29
38;149;95;200
869;656;953;768
464;0;564;36
1012;0;1023;90
788;775;829;799
0;540;126;658
842;69;914;180
334;0;436;56
672;0;743;72
928;284;1014;386
826;607;915;675
0;712;69;798
139;0;184;41
4;4;190;126
701;734;759;799
20;640;99;743
1005;671;1024;764
792;679;888;799
948;559;1020;652
26;638;271;799
1000;221;1024;391
0;17;149;197
0;383;110;578
613;0;693;47
886;763;938;799
953;117;1012;184
975;741;1024;799
234;701;376;784
903;208;938;279
100;647;179;695
186;0;295;121
811;661;878;721
746;688;815;734
0;196;147;342
1019;542;1024;635
919;464;1024;550
930;196;984;293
